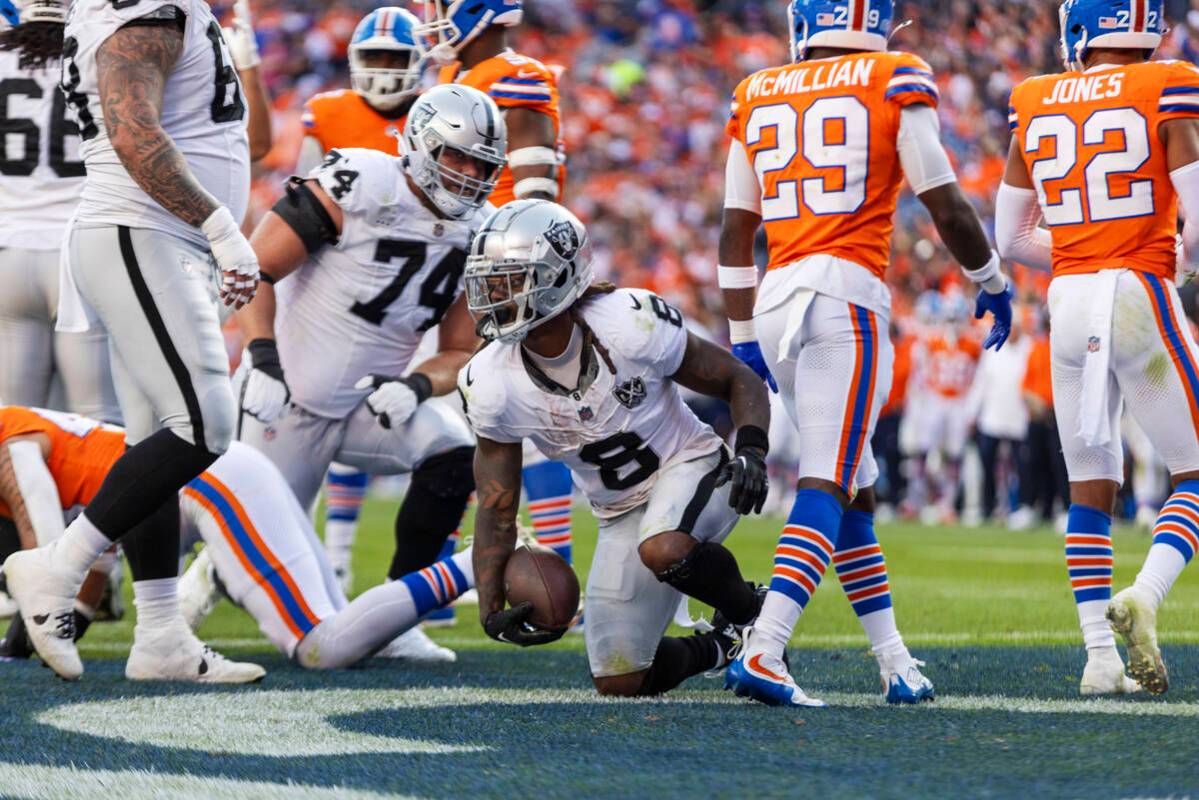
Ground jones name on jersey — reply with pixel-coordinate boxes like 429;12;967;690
62;0;249;247
276;147;491;418
460;288;724;517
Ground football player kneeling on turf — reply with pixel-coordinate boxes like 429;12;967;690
461;200;772;697
231;84;508;663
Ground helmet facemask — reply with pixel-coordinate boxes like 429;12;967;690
412;133;504;218
350;45;423;110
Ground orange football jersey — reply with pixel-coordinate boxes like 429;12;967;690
301;89;406;155
1009;60;1199;280
0;407;124;518
727;51;938;279
438;50;564;206
925;334;981;399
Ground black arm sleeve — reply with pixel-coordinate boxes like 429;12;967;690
270;177;340;255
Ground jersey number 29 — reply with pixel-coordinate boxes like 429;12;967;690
746;97;869;221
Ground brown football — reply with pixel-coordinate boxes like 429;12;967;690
503;544;580;630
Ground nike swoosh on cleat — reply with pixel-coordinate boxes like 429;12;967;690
199;658;209;676
32;614;48;625
630;295;642;311
465;365;474;386
748;654;786;682
516;69;542;78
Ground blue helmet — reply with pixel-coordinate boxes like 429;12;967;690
787;0;894;62
416;0;522;63
1059;0;1164;71
349;7;426;111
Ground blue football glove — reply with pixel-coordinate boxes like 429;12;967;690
731;341;778;393
975;283;1014;351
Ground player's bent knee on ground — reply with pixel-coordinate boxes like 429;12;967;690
389;445;476;578
592;670;649;697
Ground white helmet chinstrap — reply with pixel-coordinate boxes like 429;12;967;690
465;200;593;343
401;83;507;219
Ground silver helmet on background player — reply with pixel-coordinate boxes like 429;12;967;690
401;83;507;219
465;200;593;343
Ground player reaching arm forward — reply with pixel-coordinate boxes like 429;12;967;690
462;201;771;697
717;0;1010;707
997;0;1199;697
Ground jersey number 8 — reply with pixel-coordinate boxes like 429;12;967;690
746;96;869;221
1025;109;1153;226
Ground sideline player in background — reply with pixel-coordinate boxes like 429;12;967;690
293;7;428;591
232;85;506;662
463;201;771;698
421;0;577;570
3;0;261;682
998;0;1199;695
719;0;1012;706
0;0;118;423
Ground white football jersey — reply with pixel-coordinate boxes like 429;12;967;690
0;52;83;250
276;147;489;418
63;0;249;247
460;289;725;518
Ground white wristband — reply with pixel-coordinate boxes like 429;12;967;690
717;265;758;289
962;250;1007;294
513;177;559;200
728;318;757;344
201;206;239;243
508;146;559;168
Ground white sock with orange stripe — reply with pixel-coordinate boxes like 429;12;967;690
752;489;844;659
296;548;475;670
1065;504;1116;652
833;509;907;661
1132;480;1199;608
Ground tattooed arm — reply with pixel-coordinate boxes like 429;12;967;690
672;332;770;434
95;18;218;227
0;435;64;549
472;436;523;625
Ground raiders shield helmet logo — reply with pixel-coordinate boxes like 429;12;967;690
613;377;646;409
544;220;580;261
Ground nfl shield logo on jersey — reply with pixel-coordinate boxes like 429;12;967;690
577;406;594;422
1088;336;1101;353
614;377;647;409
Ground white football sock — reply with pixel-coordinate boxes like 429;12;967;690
49;513;112;585
1133;544;1188;608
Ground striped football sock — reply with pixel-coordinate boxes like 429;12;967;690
1133;479;1199;607
1065;504;1116;651
752;489;844;658
833;509;905;659
400;548;475;618
423;530;461;622
324;466;369;570
523;460;573;564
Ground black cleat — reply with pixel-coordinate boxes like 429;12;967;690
0;615;34;660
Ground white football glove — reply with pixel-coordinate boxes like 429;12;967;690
355;374;432;429
221;0;260;70
240;339;289;423
202;206;259;309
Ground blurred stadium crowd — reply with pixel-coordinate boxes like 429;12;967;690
236;0;1199;528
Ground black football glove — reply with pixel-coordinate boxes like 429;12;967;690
483;602;566;647
717;448;769;515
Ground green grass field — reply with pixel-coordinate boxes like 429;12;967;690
3;501;1198;799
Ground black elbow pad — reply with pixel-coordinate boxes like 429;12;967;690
271;177;339;254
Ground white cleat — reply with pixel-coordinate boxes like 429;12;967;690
2;548;83;680
179;547;222;631
376;625;456;663
0;590;17;619
1107;587;1168;695
1079;647;1140;696
126;621;265;684
877;650;935;704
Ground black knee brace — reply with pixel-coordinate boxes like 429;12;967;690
388;446;475;579
655;541;757;626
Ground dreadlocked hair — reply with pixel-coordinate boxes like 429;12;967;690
0;22;64;70
569;282;618;375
